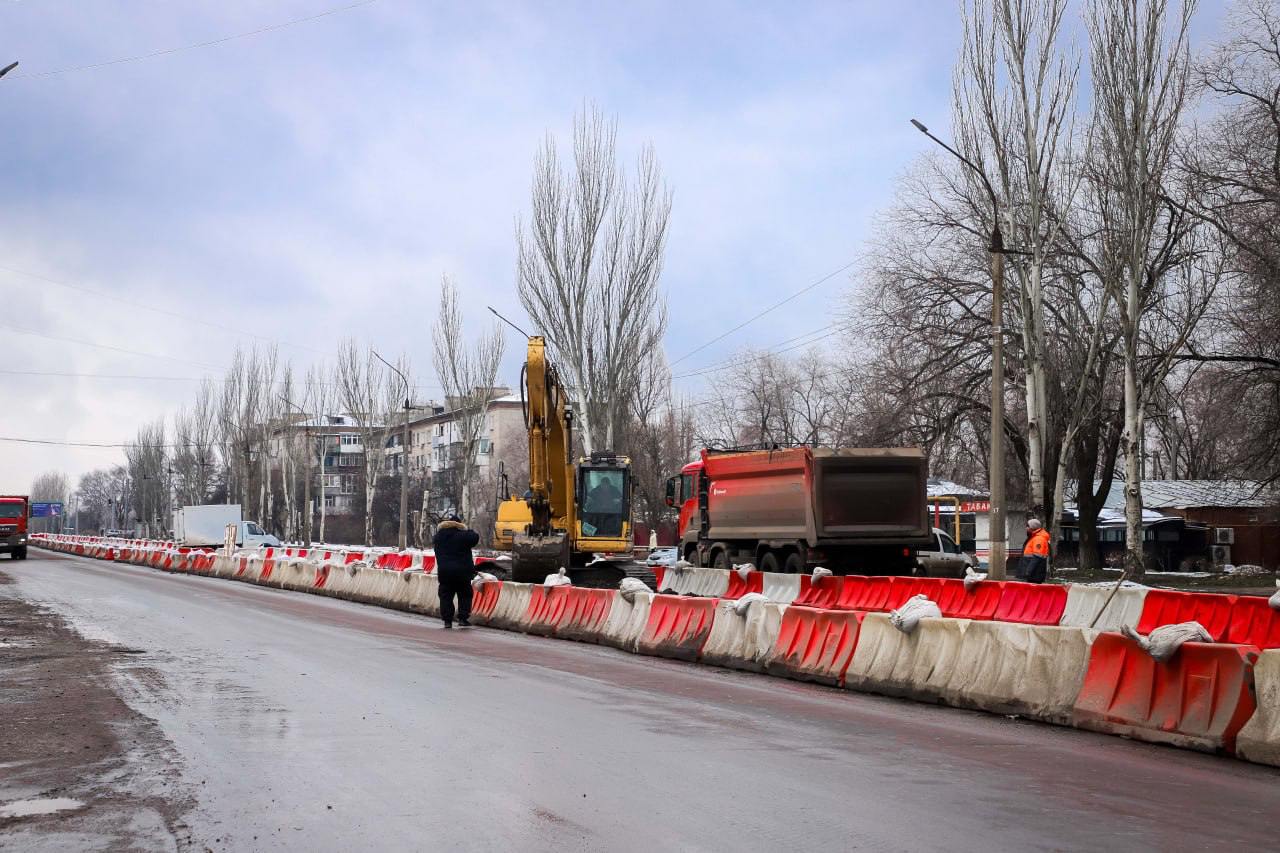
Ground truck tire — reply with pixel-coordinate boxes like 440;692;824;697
759;552;781;573
14;546;27;560
711;546;730;571
784;551;804;574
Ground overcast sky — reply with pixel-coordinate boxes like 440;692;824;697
0;0;1228;492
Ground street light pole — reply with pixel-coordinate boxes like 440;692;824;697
373;352;411;550
911;118;1008;579
0;61;18;80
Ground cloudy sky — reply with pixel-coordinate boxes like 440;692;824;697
0;0;1228;492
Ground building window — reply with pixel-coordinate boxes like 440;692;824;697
340;434;360;447
324;495;336;508
477;439;492;455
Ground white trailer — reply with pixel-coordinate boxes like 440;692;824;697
172;504;281;548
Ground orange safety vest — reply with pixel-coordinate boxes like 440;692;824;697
1025;527;1051;558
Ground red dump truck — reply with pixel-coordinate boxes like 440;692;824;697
665;447;931;575
0;495;30;560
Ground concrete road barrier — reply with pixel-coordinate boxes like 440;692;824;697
1072;633;1259;753
844;613;970;703
760;573;802;605
1060;584;1149;632
942;621;1097;725
700;598;786;672
485;582;534;632
554;588;616;644
1235;650;1280;767
600;591;654;653
764;607;864;686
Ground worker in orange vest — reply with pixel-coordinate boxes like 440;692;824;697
1019;518;1052;584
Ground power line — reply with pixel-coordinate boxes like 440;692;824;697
668;258;858;367
0;368;448;391
0;322;225;370
0;265;325;356
670;323;848;381
5;0;378;81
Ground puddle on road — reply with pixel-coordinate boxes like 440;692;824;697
0;797;85;818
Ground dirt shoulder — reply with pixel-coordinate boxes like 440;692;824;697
1050;564;1278;596
0;569;196;850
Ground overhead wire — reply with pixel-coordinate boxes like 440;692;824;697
0;322;226;370
4;0;379;81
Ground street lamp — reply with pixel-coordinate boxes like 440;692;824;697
373;351;411;550
0;61;18;80
911;118;1010;580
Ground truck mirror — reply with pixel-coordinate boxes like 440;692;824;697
664;477;677;508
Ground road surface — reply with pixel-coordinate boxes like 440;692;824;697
3;548;1278;852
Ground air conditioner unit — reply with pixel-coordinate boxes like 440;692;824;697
1214;527;1235;545
1211;544;1231;565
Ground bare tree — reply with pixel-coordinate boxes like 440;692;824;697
432;276;505;519
1087;0;1198;574
304;365;333;544
954;0;1081;520
517;104;672;453
172;379;220;507
336;340;398;545
124;419;169;537
30;470;70;535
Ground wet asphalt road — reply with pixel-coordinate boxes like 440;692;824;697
6;549;1280;852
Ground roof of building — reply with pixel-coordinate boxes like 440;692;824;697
1096;479;1277;510
926;478;985;499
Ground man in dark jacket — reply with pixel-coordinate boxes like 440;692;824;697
432;515;480;629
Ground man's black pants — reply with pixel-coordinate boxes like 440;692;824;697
1018;555;1048;584
439;573;474;624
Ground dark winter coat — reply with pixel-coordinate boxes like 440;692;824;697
432;520;480;580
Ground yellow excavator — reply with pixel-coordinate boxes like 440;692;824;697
494;336;635;583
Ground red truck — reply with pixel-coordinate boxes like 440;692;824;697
664;447;932;575
0;495;30;560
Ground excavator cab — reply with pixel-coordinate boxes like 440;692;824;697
576;452;631;545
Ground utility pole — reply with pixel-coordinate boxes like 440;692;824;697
374;352;411;550
280;396;314;545
911;118;1013;579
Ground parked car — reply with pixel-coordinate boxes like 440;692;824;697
915;528;979;577
644;547;678;569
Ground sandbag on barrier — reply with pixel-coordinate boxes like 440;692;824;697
933;578;1003;620
484;582;534;631
1227;596;1280;650
1060;584;1149;632
1235;649;1280;767
992;582;1067;625
637;594;718;661
942;621;1097;725
658;567;730;598
1136;589;1236;642
1072;632;1259;753
764;607;863;686
600;589;654;652
700;598;786;672
844;613;970;703
553;587;615;644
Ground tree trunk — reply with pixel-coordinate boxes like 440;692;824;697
1122;332;1146;579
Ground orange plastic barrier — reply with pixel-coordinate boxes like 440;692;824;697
471;580;503;621
834;576;895;611
1072;632;1259;753
1137;589;1237;642
766;608;864;686
992;582;1067;625
554;588;616;644
259;555;276;583
637;595;719;661
933;579;1003;620
313;565;330;590
792;575;843;609
723;570;764;600
525;585;573;636
1227;596;1280;650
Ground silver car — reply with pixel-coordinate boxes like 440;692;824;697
916;528;979;577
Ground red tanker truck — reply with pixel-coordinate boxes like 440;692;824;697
0;495;30;560
664;447;932;575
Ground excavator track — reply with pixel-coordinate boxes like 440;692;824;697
569;560;657;590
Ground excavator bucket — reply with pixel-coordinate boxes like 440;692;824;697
511;532;571;583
